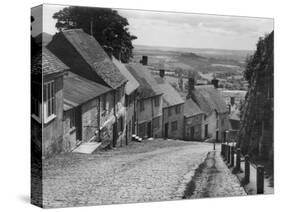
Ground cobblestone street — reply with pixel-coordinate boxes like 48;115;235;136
43;139;212;208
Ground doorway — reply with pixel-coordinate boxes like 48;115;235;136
216;131;219;142
147;121;152;138
204;124;208;138
164;123;169;138
190;126;195;140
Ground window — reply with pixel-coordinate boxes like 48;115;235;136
44;81;55;122
31;96;41;123
153;117;160;129
171;121;178;131
139;100;145;112
175;105;181;114
101;94;107;112
168;108;172;116
154;96;160;107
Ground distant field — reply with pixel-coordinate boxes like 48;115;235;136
133;45;252;77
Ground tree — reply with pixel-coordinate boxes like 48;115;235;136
53;6;137;63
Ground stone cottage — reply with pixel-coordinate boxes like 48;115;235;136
47;29;127;148
31;47;68;158
62;71;112;151
112;57;139;145
187;78;230;142
154;70;185;139
126;63;163;139
183;98;205;141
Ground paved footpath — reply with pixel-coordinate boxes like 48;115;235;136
184;150;246;199
43;139;212;208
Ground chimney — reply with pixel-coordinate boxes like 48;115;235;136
141;56;148;65
211;78;219;89
159;69;165;78
186;78;195;99
230;97;235;105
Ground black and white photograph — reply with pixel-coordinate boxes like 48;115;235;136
31;3;274;208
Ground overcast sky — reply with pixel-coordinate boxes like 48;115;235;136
32;4;273;50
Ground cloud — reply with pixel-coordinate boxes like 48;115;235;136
118;8;273;49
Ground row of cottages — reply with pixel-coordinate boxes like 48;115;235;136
112;58;140;144
126;64;163;139
32;29;139;158
186;78;230;142
47;29;129;155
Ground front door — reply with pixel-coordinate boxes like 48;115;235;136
204;124;208;138
112;122;117;147
164;123;169;138
147;121;152;138
75;106;82;143
216;131;219;142
191;127;195;140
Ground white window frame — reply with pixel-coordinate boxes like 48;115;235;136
31;96;42;123
43;81;56;123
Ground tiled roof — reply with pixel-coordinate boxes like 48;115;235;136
112;58;139;95
184;98;204;117
126;63;162;99
60;29;126;89
63;72;111;110
42;48;69;75
32;48;68;76
154;77;184;107
192;85;228;114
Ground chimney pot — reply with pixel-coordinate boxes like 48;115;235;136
142;56;148;65
186;78;195;99
159;69;165;78
212;78;219;89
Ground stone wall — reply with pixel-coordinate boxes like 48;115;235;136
184;114;204;141
163;104;184;139
137;95;163;138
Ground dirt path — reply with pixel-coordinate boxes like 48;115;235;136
184;151;246;198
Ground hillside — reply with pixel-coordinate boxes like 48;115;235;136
238;32;273;168
35;32;53;46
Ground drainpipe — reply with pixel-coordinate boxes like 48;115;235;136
151;97;154;137
162;107;165;138
98;96;101;142
135;94;139;136
113;89;117;147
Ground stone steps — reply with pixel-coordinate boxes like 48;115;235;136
132;134;142;142
72;142;102;154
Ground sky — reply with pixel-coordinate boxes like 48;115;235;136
31;4;274;50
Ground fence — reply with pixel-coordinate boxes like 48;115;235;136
221;142;265;194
